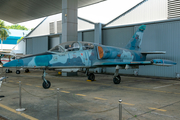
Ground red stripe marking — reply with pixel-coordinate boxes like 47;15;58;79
1;60;10;62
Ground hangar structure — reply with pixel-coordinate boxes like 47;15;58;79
2;0;180;78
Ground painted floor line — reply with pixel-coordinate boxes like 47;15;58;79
94;97;107;100
61;91;70;93
36;86;41;88
153;83;180;89
49;88;55;90
26;84;32;86
148;107;167;112
121;102;135;106
0;103;38;120
76;94;86;96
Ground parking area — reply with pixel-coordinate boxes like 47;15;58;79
0;68;180;120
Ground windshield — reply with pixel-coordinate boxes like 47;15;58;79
49;41;94;52
81;42;94;50
49;45;64;52
61;41;80;51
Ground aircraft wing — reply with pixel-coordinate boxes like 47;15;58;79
93;61;151;66
12;66;89;69
93;59;176;67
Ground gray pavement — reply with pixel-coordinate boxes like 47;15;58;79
0;68;179;120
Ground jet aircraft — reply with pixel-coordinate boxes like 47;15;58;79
3;25;176;89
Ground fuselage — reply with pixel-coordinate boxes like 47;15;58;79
3;41;147;68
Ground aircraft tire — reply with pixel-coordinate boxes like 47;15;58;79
16;70;20;74
88;73;95;81
42;80;51;89
113;75;121;84
25;69;29;73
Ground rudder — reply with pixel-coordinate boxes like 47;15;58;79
125;25;146;51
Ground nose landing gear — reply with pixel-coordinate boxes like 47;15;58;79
42;70;51;89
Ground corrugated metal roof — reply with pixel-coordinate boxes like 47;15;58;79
0;0;105;24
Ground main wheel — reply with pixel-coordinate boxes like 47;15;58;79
25;69;29;73
42;80;51;89
113;75;121;84
16;70;20;74
88;73;95;81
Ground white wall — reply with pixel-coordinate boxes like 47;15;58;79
1;44;16;49
14;40;26;55
28;13;94;37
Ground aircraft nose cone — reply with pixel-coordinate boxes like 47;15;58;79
3;60;17;67
3;59;23;67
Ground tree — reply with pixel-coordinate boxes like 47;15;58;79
0;20;10;50
7;24;28;30
17;37;24;43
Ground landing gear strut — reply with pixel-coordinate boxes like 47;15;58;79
113;65;121;84
42;69;51;89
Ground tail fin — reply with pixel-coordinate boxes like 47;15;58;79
125;25;146;51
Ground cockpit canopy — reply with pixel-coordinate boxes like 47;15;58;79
49;41;94;53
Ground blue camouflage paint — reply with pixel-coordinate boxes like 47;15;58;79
35;55;52;66
125;25;146;51
3;25;176;69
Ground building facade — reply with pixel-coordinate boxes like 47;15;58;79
14;0;180;78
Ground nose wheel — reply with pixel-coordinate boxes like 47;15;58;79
42;70;51;89
42;80;51;89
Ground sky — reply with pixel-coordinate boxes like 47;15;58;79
4;0;142;30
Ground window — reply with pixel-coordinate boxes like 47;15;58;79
168;0;180;19
49;22;55;34
57;21;62;33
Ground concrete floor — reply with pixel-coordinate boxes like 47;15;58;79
0;68;180;120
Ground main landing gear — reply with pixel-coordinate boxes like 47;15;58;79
16;70;20;74
86;69;95;81
113;75;121;84
25;69;29;73
42;69;51;89
88;73;95;81
113;65;121;84
85;67;121;84
6;69;12;73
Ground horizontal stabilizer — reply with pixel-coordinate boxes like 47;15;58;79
141;51;166;54
151;59;177;66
